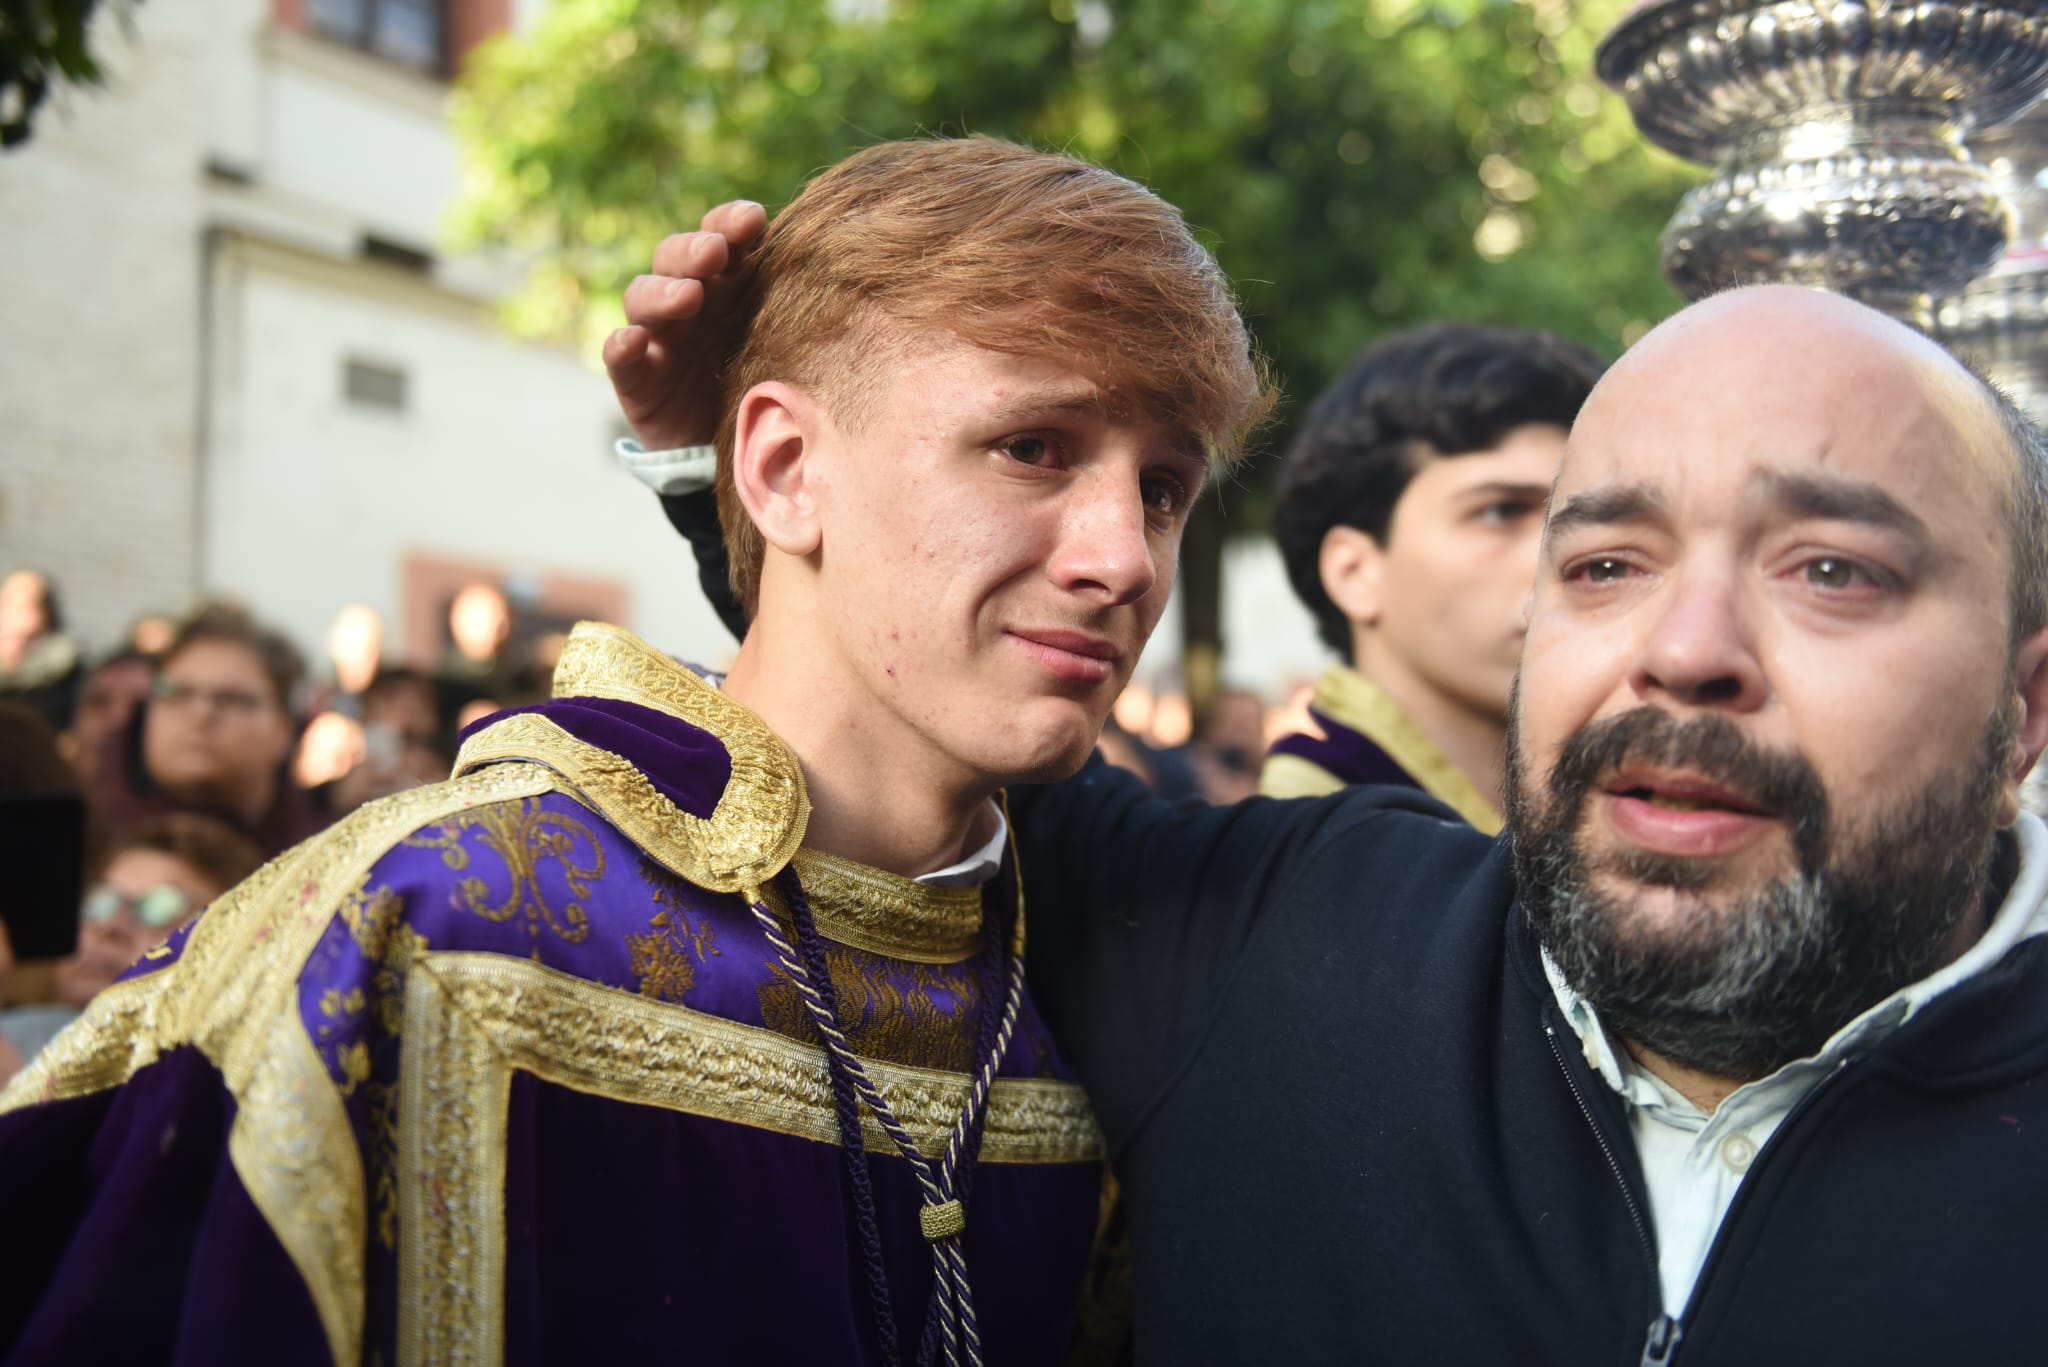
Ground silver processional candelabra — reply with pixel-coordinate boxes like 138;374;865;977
1595;0;2048;327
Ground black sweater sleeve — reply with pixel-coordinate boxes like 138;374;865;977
1009;759;1445;1154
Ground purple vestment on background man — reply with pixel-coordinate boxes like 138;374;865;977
0;622;1105;1366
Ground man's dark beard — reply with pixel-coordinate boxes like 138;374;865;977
1506;699;2014;1082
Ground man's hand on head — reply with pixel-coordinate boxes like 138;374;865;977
603;199;767;451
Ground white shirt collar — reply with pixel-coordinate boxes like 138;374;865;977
915;802;1009;888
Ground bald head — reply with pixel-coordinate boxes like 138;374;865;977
1564;285;2048;642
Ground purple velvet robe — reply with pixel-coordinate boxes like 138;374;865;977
0;623;1105;1366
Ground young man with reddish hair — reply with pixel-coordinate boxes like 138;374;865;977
0;137;1266;1365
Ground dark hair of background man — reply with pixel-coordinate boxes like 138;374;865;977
1273;322;1607;657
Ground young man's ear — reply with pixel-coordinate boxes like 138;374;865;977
2001;623;2048;826
1319;525;1386;632
730;381;827;559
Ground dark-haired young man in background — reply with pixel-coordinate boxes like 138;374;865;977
1261;324;1605;829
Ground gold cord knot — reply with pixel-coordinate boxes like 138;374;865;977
920;1198;967;1242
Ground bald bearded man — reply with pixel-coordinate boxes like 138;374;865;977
1013;285;2048;1363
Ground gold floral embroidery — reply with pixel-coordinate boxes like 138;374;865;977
0;762;562;1367
456;621;810;894
758;949;985;1073
403;798;601;944
625;862;721;1003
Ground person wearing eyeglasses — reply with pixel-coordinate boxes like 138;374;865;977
88;604;329;859
0;813;262;1084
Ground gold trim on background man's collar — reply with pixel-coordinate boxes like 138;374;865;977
1311;663;1503;835
454;622;810;893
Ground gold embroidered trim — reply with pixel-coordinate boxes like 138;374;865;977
396;951;1100;1367
456;712;792;896
454;622;809;894
758;848;984;964
1256;751;1348;800
555;621;809;882
1266;662;1503;833
0;763;562;1367
414;951;1099;1161
397;961;510;1367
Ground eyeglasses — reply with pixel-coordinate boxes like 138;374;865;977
152;677;272;718
83;883;199;930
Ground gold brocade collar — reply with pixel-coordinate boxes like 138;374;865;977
1312;663;1504;835
453;622;992;961
454;621;811;894
764;848;986;964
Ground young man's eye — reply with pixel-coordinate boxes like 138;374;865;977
1141;473;1190;515
1000;435;1056;466
1479;500;1540;525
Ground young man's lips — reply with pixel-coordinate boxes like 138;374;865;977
1597;770;1777;860
1007;629;1120;685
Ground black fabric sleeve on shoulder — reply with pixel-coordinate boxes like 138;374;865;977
662;488;750;642
1010;758;1442;1152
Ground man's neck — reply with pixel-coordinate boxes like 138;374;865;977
722;623;992;880
1348;637;1507;810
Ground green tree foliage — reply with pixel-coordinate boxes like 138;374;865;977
450;0;1694;691
1;0;127;148
453;0;1691;392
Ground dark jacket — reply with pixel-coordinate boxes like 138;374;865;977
1013;765;2048;1366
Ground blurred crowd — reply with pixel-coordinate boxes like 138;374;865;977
0;565;1296;1082
0;569;599;1082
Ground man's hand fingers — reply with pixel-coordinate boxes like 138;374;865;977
603;327;661;413
623;273;706;327
650;230;733;284
701;199;767;248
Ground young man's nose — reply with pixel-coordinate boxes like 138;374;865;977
1049;474;1159;605
1628;565;1768;712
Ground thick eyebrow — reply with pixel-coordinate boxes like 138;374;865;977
982;386;1110;429
1754;470;1931;543
1455;480;1552;505
1542;482;1667;545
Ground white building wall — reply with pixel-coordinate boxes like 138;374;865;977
203;238;734;669
0;1;210;644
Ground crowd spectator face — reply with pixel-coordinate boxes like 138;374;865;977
67;653;154;776
449;583;511;664
326;604;383;696
143;636;295;820
1508;286;2048;1083
0;570;53;671
54;816;263;1007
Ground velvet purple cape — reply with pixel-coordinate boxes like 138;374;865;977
1;674;1106;1365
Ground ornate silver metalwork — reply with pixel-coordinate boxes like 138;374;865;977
1596;0;2048;316
1935;108;2048;418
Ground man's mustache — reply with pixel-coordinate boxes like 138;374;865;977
1546;708;1829;835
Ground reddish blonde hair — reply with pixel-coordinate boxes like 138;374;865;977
713;135;1274;614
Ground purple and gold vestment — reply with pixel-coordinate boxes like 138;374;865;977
0;623;1105;1366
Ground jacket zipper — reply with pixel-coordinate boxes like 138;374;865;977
1543;1022;1682;1367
